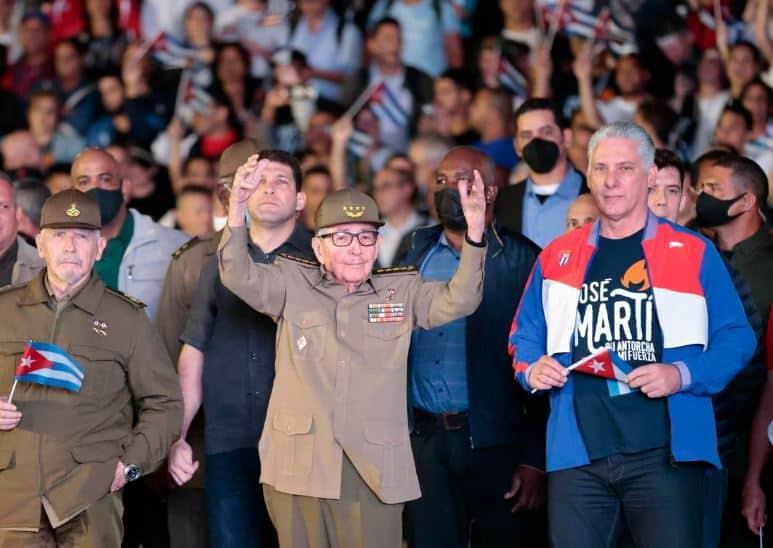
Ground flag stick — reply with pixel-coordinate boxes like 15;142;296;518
342;81;381;121
7;379;18;406
529;348;609;394
545;0;568;51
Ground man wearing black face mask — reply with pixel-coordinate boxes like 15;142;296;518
399;147;548;548
495;98;588;248
70;148;187;322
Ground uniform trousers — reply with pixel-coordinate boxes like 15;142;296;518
262;453;402;548
0;492;123;548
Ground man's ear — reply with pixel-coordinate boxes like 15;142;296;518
562;127;573;147
35;232;44;259
296;191;307;213
120;178;132;203
95;235;107;261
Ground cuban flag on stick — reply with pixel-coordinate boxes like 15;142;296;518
368;82;410;129
8;342;85;404
139;31;200;69
569;347;634;396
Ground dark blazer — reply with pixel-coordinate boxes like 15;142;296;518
398;224;548;467
494;167;588;235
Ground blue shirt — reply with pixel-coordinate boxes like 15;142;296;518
409;233;469;413
474;137;519;171
522;167;583;248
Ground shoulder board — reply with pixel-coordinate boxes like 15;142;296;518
278;253;319;267
373;265;417;276
0;281;27;295
105;287;147;309
172;236;205;259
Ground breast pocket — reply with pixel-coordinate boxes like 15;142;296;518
362;321;411;368
288;311;330;363
0;341;27;394
68;345;126;397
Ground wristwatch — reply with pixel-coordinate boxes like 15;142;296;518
123;464;141;483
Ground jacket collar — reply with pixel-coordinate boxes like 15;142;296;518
585;210;660;247
19;270;104;315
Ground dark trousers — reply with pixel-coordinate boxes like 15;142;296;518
405;420;547;548
168;487;208;548
548;447;704;548
205;447;277;548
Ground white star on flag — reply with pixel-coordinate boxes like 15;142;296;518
19;356;33;369
589;360;605;374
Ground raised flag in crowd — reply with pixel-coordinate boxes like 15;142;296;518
144;31;201;69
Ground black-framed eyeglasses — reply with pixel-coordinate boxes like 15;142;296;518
318;230;379;247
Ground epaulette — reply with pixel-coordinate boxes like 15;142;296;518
373;265;417;276
278;253;319;268
172;236;203;259
105;287;147;309
0;281;27;295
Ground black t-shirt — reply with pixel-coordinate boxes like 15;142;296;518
572;229;669;460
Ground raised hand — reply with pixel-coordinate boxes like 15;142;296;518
458;169;487;243
228;154;270;227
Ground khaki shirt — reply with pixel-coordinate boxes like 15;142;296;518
0;272;183;530
218;225;486;504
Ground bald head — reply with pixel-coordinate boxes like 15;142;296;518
71;148;122;192
431;147;499;225
440;147;498;188
566;193;599;232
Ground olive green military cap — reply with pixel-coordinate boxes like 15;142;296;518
315;188;383;231
40;188;101;230
218;140;259;181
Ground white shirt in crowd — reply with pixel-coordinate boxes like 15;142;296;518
378;209;426;267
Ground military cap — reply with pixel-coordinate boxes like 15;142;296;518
315;188;383;231
218;140;259;181
40;189;101;230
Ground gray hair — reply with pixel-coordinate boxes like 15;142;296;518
587;122;656;170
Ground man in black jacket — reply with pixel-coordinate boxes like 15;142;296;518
340;16;433;151
399;147;548;548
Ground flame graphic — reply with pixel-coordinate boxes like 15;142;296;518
620;259;650;292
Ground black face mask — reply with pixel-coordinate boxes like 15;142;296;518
87;187;124;225
434;187;467;231
695;192;745;228
522;138;560;174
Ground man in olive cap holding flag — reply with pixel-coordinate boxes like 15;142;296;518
218;154;488;547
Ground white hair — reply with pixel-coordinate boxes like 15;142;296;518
587;122;655;169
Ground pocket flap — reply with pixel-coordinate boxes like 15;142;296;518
365;321;410;340
272;414;313;435
0;341;28;356
68;345;118;362
0;450;14;470
293;311;330;329
71;441;123;463
364;421;407;446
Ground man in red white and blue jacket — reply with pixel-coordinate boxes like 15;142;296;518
509;122;756;547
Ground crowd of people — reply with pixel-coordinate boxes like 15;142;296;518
0;0;771;547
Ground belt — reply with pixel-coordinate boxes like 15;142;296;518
413;408;469;432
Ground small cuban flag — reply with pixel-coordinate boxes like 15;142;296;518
10;342;85;401
569;347;634;397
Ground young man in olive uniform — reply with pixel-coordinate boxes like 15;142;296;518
217;154;488;547
0;189;182;546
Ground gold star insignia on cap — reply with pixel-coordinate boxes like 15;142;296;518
66;204;81;217
343;205;365;218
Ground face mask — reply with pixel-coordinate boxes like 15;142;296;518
695;192;745;228
522;138;560;174
434;187;467;231
87;187;124;225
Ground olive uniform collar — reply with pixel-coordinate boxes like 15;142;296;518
20;270;105;315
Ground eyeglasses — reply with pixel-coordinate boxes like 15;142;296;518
318;230;379;247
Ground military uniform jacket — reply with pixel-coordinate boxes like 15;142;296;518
218;225;486;504
0;272;183;530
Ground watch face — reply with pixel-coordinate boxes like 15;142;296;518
125;464;141;482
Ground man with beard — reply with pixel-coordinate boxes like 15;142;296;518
399;147;547;547
495;98;587;248
70;148;187;321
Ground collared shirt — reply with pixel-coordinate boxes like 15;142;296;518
409;233;469;413
378;210;425;267
522;166;583;248
725;227;773;322
0;238;18;287
95;211;134;290
182;225;312;455
289;9;362;102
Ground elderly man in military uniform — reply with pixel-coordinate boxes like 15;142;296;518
218;154;488;547
0;189;183;546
